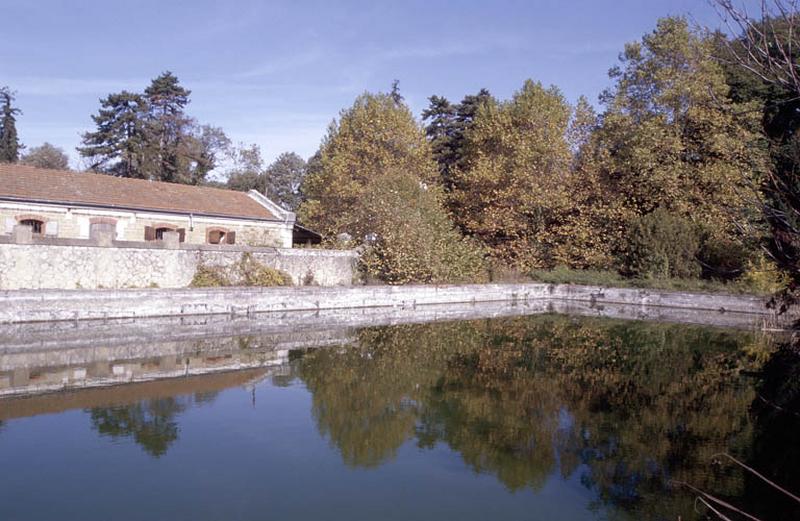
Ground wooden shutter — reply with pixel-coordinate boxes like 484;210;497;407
144;226;155;241
226;231;236;244
177;228;186;242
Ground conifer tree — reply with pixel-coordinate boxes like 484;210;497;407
78;73;228;184
78;91;149;177
143;71;192;182
0;87;22;163
422;89;492;190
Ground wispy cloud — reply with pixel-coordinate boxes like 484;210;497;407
377;35;524;60
236;48;326;79
8;76;147;97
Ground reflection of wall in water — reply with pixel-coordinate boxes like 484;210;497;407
0;328;352;398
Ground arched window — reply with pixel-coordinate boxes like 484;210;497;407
207;229;226;244
90;217;116;237
207;227;235;245
19;219;44;235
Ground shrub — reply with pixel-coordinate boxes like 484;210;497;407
697;233;754;281
190;265;231;287
238;253;293;286
625;209;700;279
738;255;788;295
190;254;293;287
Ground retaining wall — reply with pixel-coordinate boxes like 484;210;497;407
0;282;771;324
0;240;358;289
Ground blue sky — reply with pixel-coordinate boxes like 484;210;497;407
2;0;751;171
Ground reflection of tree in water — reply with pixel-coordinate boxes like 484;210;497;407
298;324;479;467
88;391;219;458
297;315;785;518
740;347;800;519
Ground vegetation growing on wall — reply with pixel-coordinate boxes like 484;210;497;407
190;253;293;287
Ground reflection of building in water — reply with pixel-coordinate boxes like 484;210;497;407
0;324;353;400
0;368;270;422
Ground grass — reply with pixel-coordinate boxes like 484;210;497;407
525;266;777;296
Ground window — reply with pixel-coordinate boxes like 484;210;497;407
207;228;235;245
155;227;172;240
208;229;226;244
19;219;44;235
144;225;185;242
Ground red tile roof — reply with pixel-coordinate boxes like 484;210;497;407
0;164;277;221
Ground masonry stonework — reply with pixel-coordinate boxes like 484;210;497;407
0;241;357;289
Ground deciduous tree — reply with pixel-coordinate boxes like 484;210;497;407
299;92;485;283
594;17;768;273
21;142;70;170
448;80;574;270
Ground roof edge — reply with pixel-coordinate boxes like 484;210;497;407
247;190;296;224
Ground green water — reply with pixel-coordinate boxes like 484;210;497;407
1;314;798;520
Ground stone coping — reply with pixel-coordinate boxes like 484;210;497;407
0;282;773;325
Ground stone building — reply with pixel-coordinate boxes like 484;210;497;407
0;164;295;247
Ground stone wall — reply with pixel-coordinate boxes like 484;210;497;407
0;239;358;290
0;282;773;325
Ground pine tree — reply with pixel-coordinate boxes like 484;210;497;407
78;73;228;184
143;71;191;182
78;91;149;177
422;89;493;190
0;87;22;163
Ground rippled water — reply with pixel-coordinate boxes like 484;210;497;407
1;314;798;520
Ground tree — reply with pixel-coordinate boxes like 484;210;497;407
447;80;574;270
20;142;70;170
226;143;264;192
422;89;493;190
78;73;229;184
712;1;800;311
0;87;22;162
143;71;192;183
593;17;768;273
299;91;485;284
264;152;306;211
78;91;151;177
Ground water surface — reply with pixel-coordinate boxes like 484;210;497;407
1;314;797;520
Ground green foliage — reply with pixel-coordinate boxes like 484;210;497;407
225;143;264;192
527;265;773;294
299;90;486;284
625;209;700;279
422;88;493;189
263;152;306;211
594;17;768;261
739;254;789;295
190;253;293;287
0;86;22;162
20;142;70;170
714;15;800;313
78;72;230;184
